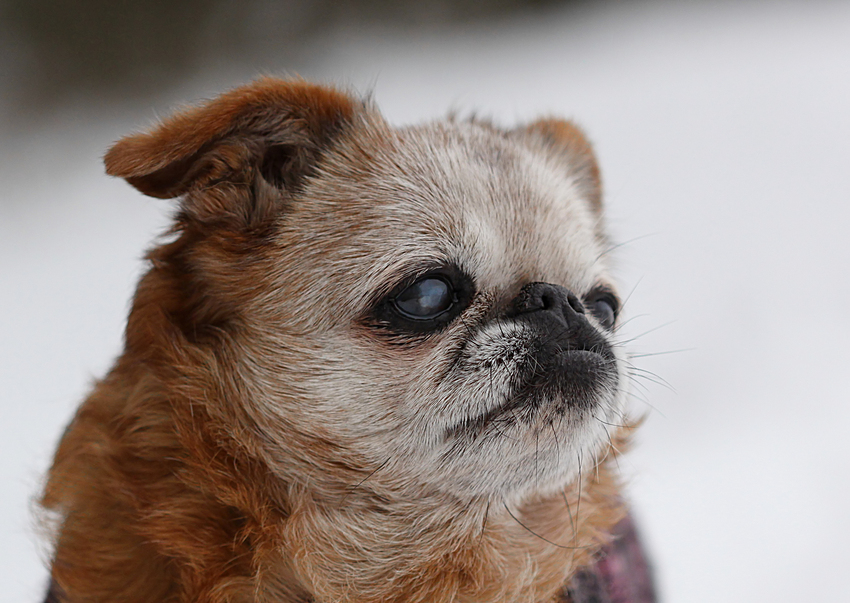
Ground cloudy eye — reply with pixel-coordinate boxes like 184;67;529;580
394;277;456;320
369;266;475;337
586;290;619;330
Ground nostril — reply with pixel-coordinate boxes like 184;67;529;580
566;292;585;315
510;282;586;323
539;290;557;311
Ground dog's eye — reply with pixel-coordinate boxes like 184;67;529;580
369;266;474;337
586;290;619;330
393;277;456;320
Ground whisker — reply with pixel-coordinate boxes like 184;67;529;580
624;380;665;416
629;348;694;358
615;274;645;315
611;313;651;334
594;416;624;470
594;233;656;263
459;315;475;339
339;457;391;507
535;430;540;490
478;498;491;545
614;320;677;346
593;416;630;428
502;502;591;550
626;366;675;392
550;419;561;459
561;487;576;538
572;452;584;562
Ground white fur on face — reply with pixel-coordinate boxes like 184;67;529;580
244;117;627;503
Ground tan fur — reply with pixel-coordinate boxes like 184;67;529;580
41;78;635;603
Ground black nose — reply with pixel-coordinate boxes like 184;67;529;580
509;282;585;325
507;282;611;359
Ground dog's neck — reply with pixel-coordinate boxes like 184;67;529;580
273;466;625;603
43;342;626;603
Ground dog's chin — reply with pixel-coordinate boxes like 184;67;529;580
421;347;622;500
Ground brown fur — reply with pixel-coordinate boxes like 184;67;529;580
41;78;633;603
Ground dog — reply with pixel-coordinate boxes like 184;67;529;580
39;78;655;603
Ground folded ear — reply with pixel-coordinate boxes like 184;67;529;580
521;118;602;213
104;77;358;224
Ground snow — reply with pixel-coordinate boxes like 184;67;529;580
2;0;849;600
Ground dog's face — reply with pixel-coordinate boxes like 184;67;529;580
249;121;627;502
106;81;626;504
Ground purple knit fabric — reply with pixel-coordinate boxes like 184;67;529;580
561;513;657;603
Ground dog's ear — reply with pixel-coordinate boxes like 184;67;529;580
521;118;602;213
104;77;358;224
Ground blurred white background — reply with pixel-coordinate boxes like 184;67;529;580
2;0;849;601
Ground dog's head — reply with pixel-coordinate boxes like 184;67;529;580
105;78;626;506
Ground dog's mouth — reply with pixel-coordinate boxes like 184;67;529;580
444;333;618;441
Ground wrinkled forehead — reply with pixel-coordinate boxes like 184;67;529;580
393;123;605;289
280;119;609;308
